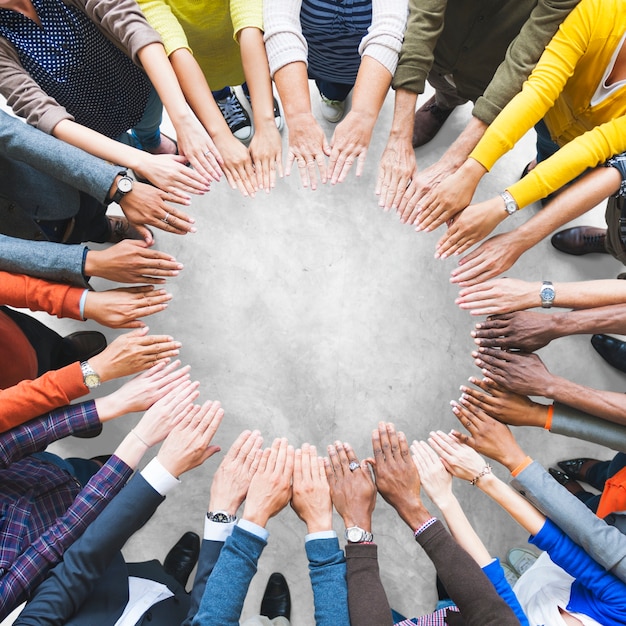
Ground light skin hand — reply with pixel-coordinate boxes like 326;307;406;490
209;429;264;516
473;347;554;396
249;122;283;193
83;286;172;328
286;115;330;190
171;115;223;183
243;438;295;528
328;112;374;184
471;311;558;351
84;240;184;285
212;131;258;197
427;430;490;482
410;440;453;509
456;278;541;316
376;134;417;211
324;441;376;533
435;198;506;260
157;400;224;477
458;377;549;428
87;327;182;382
292;443;333;534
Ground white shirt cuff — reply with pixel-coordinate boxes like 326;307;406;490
140;458;180;496
305;530;337;543
238;518;269;541
204;517;236;542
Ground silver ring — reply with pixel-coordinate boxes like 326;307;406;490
162;212;170;225
203;150;211;157
348;461;360;472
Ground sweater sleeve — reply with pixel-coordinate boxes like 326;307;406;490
391;0;446;94
231;0;264;41
0;362;88;433
263;0;308;77
305;537;350;626
481;558;529;625
192;525;267;626
136;0;191;57
473;0;579;125
345;543;393;626
358;0;408;76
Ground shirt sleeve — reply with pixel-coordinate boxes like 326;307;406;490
263;0;308;77
231;0;263;41
359;0;408;76
136;0;191;57
481;558;529;625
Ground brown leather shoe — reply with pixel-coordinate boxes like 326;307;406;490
106;216;147;243
550;226;608;255
412;96;456;148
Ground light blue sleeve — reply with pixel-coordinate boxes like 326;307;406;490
482;558;529;626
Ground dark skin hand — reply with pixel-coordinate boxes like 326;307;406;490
325;441;376;532
471;312;560;352
473;347;554;397
368;422;430;529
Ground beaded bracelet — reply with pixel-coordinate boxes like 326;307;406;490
469;464;492;486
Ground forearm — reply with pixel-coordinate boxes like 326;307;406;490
544;303;626;340
435;117;488;173
351;56;392;129
387;88;417;143
274;61;312;122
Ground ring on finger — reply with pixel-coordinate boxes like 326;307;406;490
465;421;471;428
203;150;211;157
348;461;360;472
162;212;170;225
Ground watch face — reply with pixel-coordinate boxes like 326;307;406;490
212;512;229;523
84;373;100;388
118;177;133;193
346;527;363;542
540;286;555;301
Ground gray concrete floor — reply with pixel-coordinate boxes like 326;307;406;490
9;84;626;623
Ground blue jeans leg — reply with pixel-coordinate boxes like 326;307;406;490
315;79;353;102
535;119;559;165
129;86;163;151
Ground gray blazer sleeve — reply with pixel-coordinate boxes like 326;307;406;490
550;402;626;453
512;460;626;582
0;235;88;287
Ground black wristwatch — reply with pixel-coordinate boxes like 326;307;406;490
108;173;133;205
207;511;237;523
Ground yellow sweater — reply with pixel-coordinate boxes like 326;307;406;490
470;0;626;209
138;0;263;89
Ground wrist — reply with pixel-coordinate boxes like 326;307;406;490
87;353;113;383
82;250;102;279
208;497;240;517
242;511;269;528
306;519;333;534
341;515;372;534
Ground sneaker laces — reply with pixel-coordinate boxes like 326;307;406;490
217;92;248;128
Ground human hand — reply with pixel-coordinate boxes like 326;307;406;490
213;131;258;197
471;311;558;351
410;440;453;508
242;438;295;527
328;112;374;184
455;278;542;316
209;429;264;516
97;360;191;420
83;286;171;328
285;114;330;190
133;380;201;447
292;443;333;533
249;121;283;192
87;327;182;382
324;441;375;532
458;377;549;428
450;231;525;286
369;422;426;529
448;399;527;471
120;182;196;237
375;134;417;212
157;400;224;477
434;198;506;260
473;347;554;397
134;153;211;200
84;240;184;285
172;115;223;183
427;430;489;483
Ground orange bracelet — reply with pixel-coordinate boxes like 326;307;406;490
544;404;554;430
511;456;533;477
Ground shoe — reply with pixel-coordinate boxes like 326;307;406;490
501;562;520;587
215;87;253;141
163;531;200;588
507;548;538;576
260;572;291;620
412;95;455;148
548;467;585;496
244;92;284;131
319;94;345;123
105;216;149;243
557;458;602;487
550;226;608;255
520;160;536;179
591;334;626;374
61;331;107;363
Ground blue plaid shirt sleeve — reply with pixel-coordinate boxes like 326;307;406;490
0;455;133;620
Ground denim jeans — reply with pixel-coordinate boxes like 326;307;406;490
315;79;353;102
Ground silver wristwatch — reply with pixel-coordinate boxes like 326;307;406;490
80;361;101;389
540;280;556;308
345;526;373;543
207;511;237;523
499;190;518;216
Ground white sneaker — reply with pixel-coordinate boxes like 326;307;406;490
319;95;345;123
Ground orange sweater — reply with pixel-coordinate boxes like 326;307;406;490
0;272;89;432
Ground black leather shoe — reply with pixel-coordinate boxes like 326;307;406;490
61;331;107;364
551;226;608;255
163;531;200;588
260;572;291;620
557;458;598;481
591;334;626;374
548;468;585;495
412;96;455;148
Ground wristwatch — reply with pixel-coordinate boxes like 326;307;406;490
207;511;237;523
80;361;101;389
108;173;133;205
540;280;556;308
345;526;373;543
499;190;518;216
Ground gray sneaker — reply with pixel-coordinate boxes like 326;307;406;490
319;94;345;123
216;87;253;141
